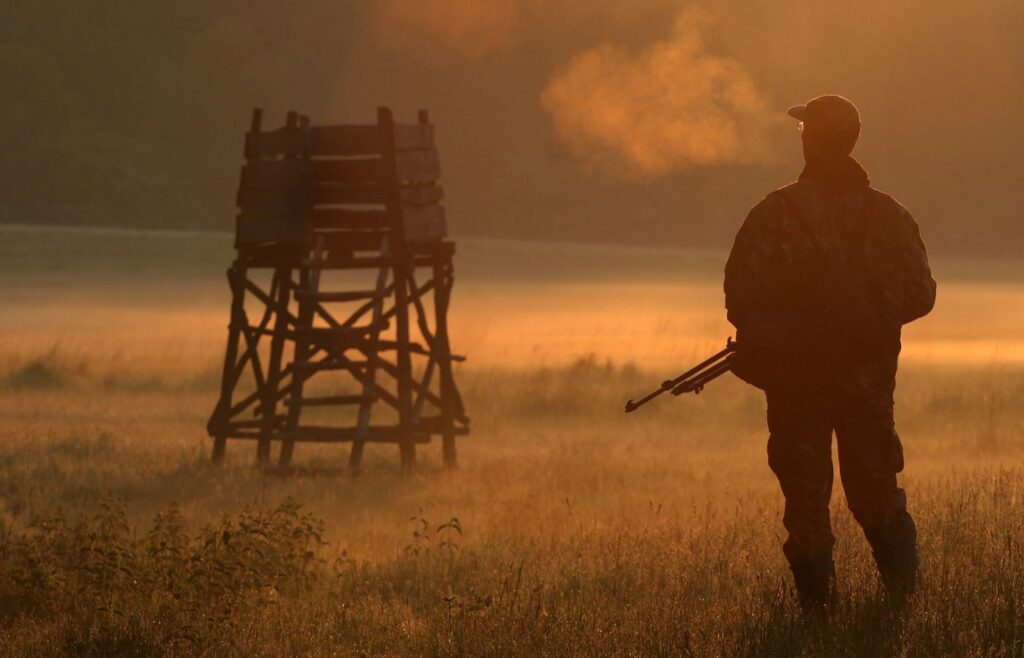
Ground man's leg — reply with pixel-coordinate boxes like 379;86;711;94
766;390;836;610
834;377;918;600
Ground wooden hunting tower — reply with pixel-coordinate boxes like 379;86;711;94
207;107;469;471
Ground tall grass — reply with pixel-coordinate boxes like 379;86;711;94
1;227;1023;655
1;474;1022;656
0;349;1021;655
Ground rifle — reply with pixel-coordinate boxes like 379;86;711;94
624;338;736;413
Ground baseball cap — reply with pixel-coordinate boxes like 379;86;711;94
787;94;861;135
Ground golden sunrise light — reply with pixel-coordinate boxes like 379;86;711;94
0;1;1021;653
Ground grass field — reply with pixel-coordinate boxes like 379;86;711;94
0;224;1022;656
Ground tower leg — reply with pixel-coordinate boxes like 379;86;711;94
278;266;310;467
281;238;323;467
258;267;291;464
394;254;416;473
211;436;227;463
433;253;457;469
349;238;391;475
210;265;247;463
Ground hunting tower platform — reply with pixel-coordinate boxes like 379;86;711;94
207;107;469;472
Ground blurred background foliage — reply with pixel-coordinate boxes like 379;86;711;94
0;1;1021;256
0;1;365;229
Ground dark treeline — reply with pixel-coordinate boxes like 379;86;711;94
0;1;366;229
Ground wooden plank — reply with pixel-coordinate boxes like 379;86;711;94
402;204;447;243
246;252;437;271
295;324;389;346
301;255;394;270
400;184;444;207
236;214;311;245
293;359;368;372
312;208;391;230
393;122;434;151
237;185;388;208
237;242;305;265
294;289;381;303
395;148;441;184
284;395;374;407
240;159;387;189
226;417;287;431
309;125;382;156
319;230;385;253
245;122;432;158
246;125;381;158
236;210;392;237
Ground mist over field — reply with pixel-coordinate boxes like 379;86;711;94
0;225;1022;653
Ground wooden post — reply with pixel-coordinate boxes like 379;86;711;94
257;267;291;463
213;106;264;461
348;239;390;474
433;252;457;468
278;265;311;467
245;108;263;159
379;107;416;473
417;110;457;467
256;111;301;464
278;116;316;468
211;266;247;462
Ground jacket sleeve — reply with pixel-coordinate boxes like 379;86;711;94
879;202;937;325
724;194;782;330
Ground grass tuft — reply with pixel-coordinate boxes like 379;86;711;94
7;357;69;390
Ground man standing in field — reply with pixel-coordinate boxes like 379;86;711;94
724;95;936;612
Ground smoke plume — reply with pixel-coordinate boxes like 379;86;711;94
541;9;775;177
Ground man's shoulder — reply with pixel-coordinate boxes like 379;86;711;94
866;187;912;218
762;179;823;210
747;182;798;214
768;181;913;220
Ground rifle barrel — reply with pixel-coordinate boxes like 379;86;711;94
624;339;736;413
671;356;734;396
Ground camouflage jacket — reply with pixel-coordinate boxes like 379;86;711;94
724;157;936;385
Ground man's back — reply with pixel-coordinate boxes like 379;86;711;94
724;156;935;388
726;94;935;612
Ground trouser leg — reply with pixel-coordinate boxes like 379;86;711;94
766;391;836;609
835;383;918;599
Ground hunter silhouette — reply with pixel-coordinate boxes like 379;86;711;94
725;95;936;612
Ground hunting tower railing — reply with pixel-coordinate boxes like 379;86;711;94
207;107;469;472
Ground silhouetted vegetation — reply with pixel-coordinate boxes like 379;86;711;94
1;474;1023;655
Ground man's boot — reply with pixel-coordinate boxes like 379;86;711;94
864;512;919;603
789;550;836;617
